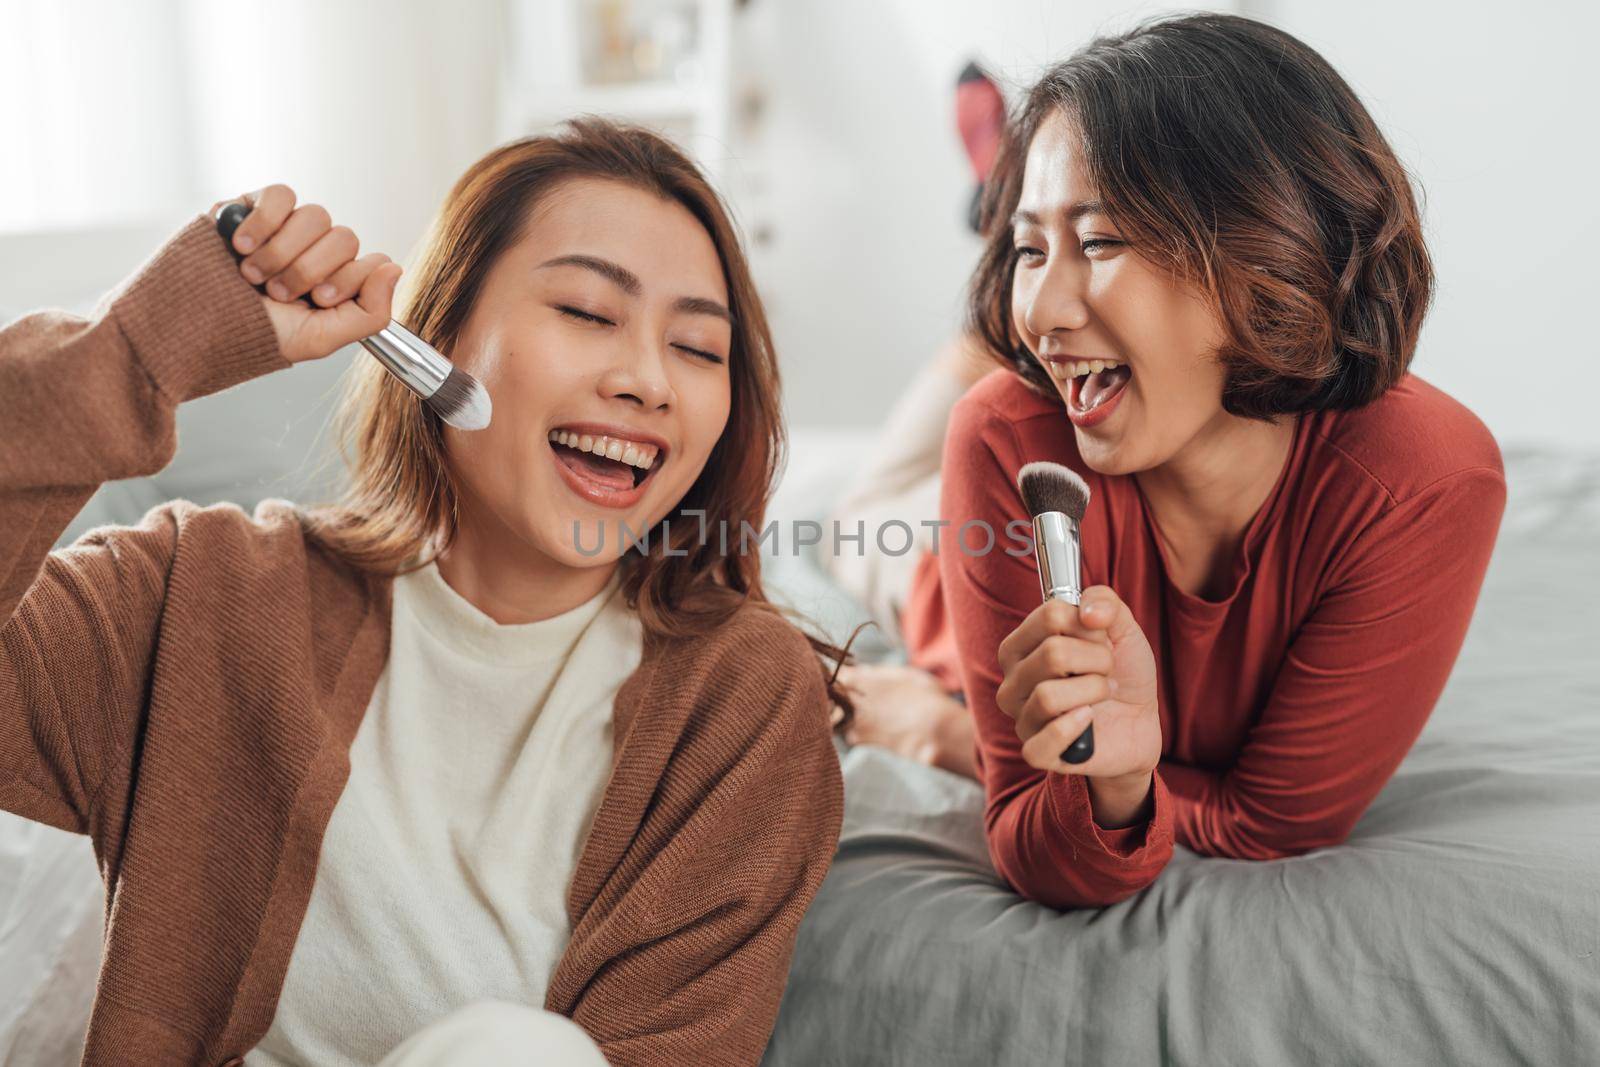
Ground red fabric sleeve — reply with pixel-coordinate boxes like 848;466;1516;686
937;393;1173;909
1159;467;1506;859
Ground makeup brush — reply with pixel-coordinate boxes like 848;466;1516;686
1017;461;1095;765
213;201;492;431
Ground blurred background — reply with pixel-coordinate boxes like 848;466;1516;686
2;0;1597;543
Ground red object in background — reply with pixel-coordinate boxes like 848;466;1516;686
956;62;1006;183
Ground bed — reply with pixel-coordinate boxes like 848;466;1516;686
3;423;1597;1065
759;440;1600;1065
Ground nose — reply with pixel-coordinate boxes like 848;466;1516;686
1020;253;1091;338
597;340;675;411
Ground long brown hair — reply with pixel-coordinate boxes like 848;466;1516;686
970;13;1433;419
302;118;858;719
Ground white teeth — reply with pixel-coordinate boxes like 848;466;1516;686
547;429;659;470
1049;358;1124;380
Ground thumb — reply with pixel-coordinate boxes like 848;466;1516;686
321;262;402;347
351;260;403;327
1079;585;1135;641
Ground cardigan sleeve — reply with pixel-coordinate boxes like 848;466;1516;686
0;213;288;833
936;389;1174;909
569;620;844;1067
1159;465;1506;859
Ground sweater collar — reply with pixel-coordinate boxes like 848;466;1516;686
394;560;623;667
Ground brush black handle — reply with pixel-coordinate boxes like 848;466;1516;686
213;200;321;310
1061;721;1094;764
1057;592;1094;764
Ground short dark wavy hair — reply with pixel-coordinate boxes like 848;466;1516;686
970;13;1433;420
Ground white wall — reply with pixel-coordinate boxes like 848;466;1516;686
1258;0;1600;448
1;0;511;519
177;0;507;267
0;0;195;233
0;0;506;305
4;0;1595;453
739;0;1599;449
735;0;1231;432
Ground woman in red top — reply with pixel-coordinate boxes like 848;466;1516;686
885;14;1506;909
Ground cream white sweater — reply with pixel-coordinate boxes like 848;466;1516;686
249;562;640;1067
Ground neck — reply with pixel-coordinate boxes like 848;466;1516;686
435;495;618;626
1134;410;1297;549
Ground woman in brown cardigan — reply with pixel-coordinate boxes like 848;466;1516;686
0;120;848;1067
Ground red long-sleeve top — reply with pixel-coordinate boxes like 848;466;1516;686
901;370;1505;909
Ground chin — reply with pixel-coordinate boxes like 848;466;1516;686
530;511;620;567
1072;430;1160;478
572;500;694;563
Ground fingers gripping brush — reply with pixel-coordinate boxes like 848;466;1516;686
1018;461;1095;765
213;201;492;431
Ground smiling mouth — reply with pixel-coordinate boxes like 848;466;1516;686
1050;358;1132;414
546;429;665;490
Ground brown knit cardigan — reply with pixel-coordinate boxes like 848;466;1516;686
0;216;845;1067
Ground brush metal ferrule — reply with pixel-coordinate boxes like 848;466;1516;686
1033;511;1083;605
358;321;451;400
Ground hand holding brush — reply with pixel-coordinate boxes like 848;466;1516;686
212;185;490;430
996;460;1162;827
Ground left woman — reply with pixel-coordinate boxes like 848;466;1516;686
0;119;845;1066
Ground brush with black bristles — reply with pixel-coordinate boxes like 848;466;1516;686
213;201;492;431
1017;461;1095;765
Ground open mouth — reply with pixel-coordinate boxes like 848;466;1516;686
546;428;666;492
1057;358;1132;417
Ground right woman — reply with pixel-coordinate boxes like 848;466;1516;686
834;13;1505;910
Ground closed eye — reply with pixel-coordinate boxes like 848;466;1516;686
558;304;724;364
557;305;614;326
673;344;726;365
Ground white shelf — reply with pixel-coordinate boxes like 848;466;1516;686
501;0;734;181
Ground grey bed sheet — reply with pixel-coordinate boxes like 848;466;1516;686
762;448;1600;1066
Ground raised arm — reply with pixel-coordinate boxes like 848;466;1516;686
2;191;398;835
1159;466;1506;859
0;214;288;834
936;393;1172;909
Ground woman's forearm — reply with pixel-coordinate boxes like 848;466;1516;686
1088;770;1155;830
933;699;980;778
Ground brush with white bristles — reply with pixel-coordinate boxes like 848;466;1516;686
1017;461;1095;765
213;202;492;431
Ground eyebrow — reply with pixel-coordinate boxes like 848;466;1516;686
1011;200;1106;228
673;296;735;324
540;253;640;294
537;253;735;324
